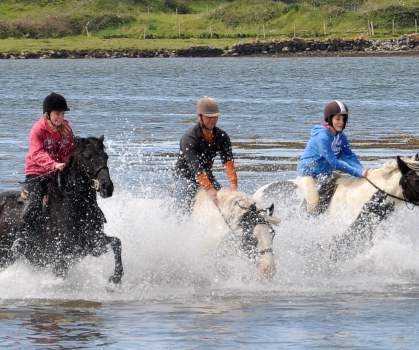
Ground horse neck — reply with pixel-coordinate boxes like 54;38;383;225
62;156;97;201
217;191;253;227
331;164;403;221
367;166;403;198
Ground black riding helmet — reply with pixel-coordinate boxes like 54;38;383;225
324;100;348;129
43;92;70;115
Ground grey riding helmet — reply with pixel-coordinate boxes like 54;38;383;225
197;96;220;117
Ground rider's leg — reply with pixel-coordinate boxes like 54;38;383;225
20;176;48;239
316;173;338;213
296;176;319;213
172;175;199;216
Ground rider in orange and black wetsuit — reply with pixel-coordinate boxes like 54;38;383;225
173;96;238;213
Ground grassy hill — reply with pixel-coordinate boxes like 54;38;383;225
0;0;418;51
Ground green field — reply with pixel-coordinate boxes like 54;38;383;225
0;0;418;52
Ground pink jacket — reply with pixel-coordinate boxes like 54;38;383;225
25;116;75;176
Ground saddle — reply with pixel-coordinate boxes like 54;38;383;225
295;174;338;215
18;190;28;203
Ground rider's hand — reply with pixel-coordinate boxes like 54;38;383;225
362;169;369;178
207;187;218;205
54;162;65;171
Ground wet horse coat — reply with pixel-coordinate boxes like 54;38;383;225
192;189;278;278
0;136;123;283
254;156;419;260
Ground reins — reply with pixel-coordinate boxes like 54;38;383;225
20;162;108;192
365;177;418;208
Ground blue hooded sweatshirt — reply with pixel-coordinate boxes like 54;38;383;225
297;124;363;178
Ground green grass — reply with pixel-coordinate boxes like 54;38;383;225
0;37;243;53
0;0;418;52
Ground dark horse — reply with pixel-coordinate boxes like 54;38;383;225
0;136;123;284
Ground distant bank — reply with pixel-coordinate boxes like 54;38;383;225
1;35;418;59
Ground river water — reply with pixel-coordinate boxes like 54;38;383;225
0;57;419;349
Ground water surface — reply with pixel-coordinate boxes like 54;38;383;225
0;57;419;349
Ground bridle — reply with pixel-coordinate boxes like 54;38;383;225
365;171;419;209
90;165;109;191
235;202;276;257
214;200;276;258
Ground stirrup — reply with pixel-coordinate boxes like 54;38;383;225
18;191;29;203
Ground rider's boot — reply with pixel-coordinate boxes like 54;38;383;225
15;187;44;257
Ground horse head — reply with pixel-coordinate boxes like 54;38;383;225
215;189;280;279
397;156;419;205
74;135;114;198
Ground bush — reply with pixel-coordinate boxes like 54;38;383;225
163;0;191;14
0;17;72;38
371;5;419;27
0;14;135;38
70;14;136;33
210;1;286;27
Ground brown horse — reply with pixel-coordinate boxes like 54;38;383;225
0;136;123;284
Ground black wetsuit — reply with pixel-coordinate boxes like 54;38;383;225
173;123;234;212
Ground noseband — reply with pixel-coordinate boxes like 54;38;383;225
90;165;109;191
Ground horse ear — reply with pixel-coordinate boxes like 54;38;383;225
267;203;274;216
397;156;410;175
99;135;104;142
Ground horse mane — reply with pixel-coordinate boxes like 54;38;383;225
378;156;419;173
195;189;254;211
217;189;255;210
336;156;419;188
193;189;255;229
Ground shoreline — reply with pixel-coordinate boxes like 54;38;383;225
1;35;418;59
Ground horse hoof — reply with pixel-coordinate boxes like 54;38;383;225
108;275;122;284
53;267;68;279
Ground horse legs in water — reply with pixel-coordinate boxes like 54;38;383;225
329;191;395;262
104;235;124;284
52;257;70;278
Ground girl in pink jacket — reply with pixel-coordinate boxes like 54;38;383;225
20;92;75;241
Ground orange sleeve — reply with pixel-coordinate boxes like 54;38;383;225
195;173;214;190
225;160;238;188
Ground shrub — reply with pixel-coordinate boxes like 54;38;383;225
0;14;135;38
370;5;419;27
163;0;191;14
210;1;286;27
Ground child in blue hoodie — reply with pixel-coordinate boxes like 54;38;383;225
297;100;367;213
